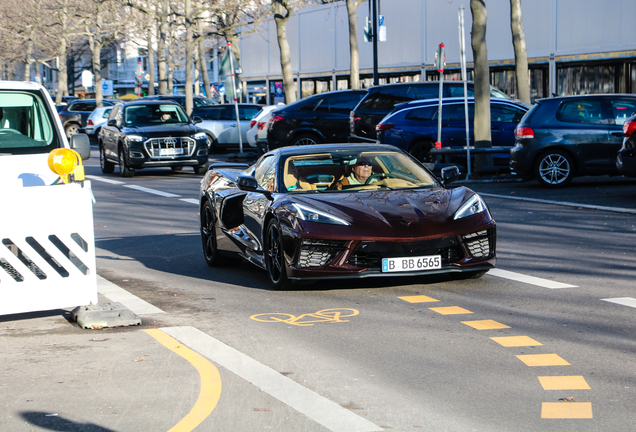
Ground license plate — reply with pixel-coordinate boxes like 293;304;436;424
382;255;441;273
160;147;183;156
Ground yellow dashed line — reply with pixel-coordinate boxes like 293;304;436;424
429;306;473;315
517;353;571;367
398;295;439;303
145;329;222;432
491;336;543;347
541;402;593;419
538;376;591;390
462;319;510;330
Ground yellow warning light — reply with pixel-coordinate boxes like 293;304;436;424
48;148;85;184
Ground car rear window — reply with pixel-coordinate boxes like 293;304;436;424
556;99;605;124
609;98;636;125
239;106;261;120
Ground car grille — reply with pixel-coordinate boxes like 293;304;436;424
348;236;464;269
144;137;195;158
296;239;348;268
462;229;496;258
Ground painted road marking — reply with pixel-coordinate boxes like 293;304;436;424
145;329;222;431
480;192;636;216
517;354;570;367
85;175;126;185
161;326;384;432
491;336;542;347
398;295;439;303
250;308;359;327
124;184;182;198
601;297;636;309
541;402;593;419
97;275;165;315
180;198;200;205
488;268;577;289
462;319;510;330
538;376;591;391
429;306;473;315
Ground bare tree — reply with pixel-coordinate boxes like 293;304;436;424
273;0;295;103
470;0;492;172
345;0;362;90
510;0;530;103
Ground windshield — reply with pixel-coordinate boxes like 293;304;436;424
124;104;190;126
282;150;438;193
0;90;60;155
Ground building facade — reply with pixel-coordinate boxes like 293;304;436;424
238;0;636;103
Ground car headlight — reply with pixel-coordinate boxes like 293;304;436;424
194;132;207;140
291;203;350;226
453;194;491;220
126;135;144;143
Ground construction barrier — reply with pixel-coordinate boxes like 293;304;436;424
0;181;98;316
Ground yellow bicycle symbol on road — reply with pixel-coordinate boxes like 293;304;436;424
250;308;359;326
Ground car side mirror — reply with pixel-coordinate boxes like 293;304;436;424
107;119;117;127
440;165;460;185
236;175;274;200
192;116;202;124
70;133;91;160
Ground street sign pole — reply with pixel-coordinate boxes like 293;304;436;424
459;6;471;179
372;0;379;85
435;43;445;160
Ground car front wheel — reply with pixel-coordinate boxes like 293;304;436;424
118;146;134;178
265;219;292;290
534;149;574;187
100;144;115;174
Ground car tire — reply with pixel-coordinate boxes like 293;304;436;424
65;123;80;139
193;164;208;174
534;149;574;188
200;200;240;266
264;218;292;290
206;134;219;153
409;141;433;162
100;144;115;174
118;146;134;178
291;133;322;146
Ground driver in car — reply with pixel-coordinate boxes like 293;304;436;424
331;156;379;190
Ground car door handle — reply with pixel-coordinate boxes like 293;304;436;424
611;131;624;137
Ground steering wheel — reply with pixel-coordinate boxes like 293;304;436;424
365;173;397;185
0;128;22;135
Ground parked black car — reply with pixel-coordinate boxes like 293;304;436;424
58;99;117;139
617;113;636;177
510;94;636;187
349;81;510;143
267;90;367;149
377;97;530;162
140;94;217;109
98;101;209;177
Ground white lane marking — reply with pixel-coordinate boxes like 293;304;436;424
479;192;636;215
601;297;636;309
124;185;181;198
85;175;126;185
161;326;384;432
97;275;166;315
180;198;199;205
488;268;577;289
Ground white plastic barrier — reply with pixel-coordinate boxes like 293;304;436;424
0;181;98;315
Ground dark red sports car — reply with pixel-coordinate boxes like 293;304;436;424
199;144;496;289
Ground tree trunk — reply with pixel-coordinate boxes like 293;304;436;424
92;42;103;107
470;0;492;172
196;8;211;98
55;39;68;105
274;0;295;104
346;0;360;90
157;0;169;95
147;27;155;95
510;0;530;103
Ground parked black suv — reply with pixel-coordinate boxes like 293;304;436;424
268;89;366;149
510;94;636;187
98;101;209;177
59;99;117;139
349;81;510;143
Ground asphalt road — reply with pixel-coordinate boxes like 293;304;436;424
13;149;636;431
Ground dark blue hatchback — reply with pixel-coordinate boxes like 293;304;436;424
376;97;530;163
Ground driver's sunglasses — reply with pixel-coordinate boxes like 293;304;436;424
356;161;372;166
